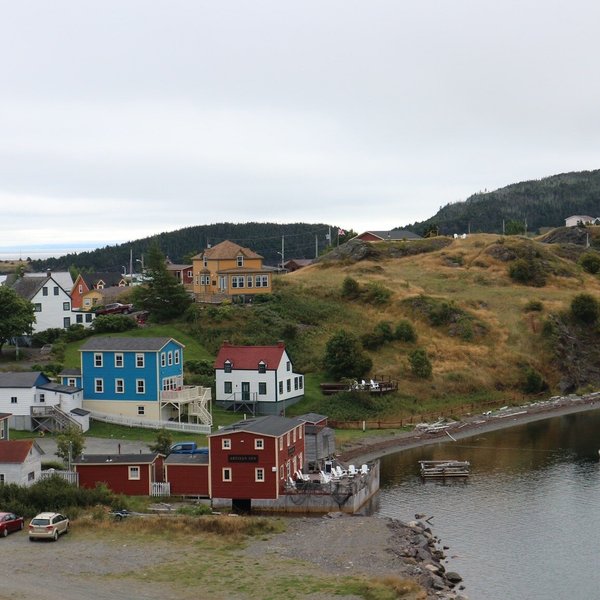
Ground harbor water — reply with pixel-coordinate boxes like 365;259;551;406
375;409;600;600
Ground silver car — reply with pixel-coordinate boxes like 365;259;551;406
28;512;69;541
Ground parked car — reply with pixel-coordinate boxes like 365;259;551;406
95;302;134;315
28;512;69;541
0;512;24;537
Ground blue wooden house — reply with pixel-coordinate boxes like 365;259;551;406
79;337;186;422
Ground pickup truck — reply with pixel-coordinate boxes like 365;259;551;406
169;442;209;455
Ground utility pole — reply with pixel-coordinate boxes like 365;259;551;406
281;235;285;270
502;219;505;235
315;234;318;258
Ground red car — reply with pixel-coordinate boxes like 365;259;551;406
0;512;24;537
95;302;134;316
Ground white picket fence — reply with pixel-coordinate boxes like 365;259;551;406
39;469;79;485
151;482;171;497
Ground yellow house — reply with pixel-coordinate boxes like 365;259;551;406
192;240;273;303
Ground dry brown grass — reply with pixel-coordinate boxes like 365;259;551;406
291;234;600;402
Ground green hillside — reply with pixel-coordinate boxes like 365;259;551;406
405;169;600;236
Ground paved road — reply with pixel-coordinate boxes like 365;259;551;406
36;436;151;458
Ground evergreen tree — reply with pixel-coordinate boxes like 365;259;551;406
131;241;192;321
0;286;36;354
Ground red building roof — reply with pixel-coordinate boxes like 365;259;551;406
214;342;286;370
0;440;40;463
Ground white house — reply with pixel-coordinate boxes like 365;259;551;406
0;440;44;486
565;215;599;227
214;341;304;415
0;372;89;432
11;272;95;332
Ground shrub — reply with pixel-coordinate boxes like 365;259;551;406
524;300;544;312
579;252;600;274
31;328;64;347
508;258;546;287
341;276;361;300
362;282;392;306
394;320;417;343
571;293;599;324
373;321;394;342
361;331;385;350
408;348;432;378
64;324;90;342
92;314;137;333
522;368;547;394
323;330;373;380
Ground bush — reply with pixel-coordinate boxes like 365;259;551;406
362;282;392;306
522;368;547;394
323;330;373;380
579;252;600;274
524;300;544;312
508;258;546;287
408;348;432;378
341;276;361;300
361;331;385;350
394;320;417;342
571;293;599;324
64;324;90;342
31;328;64;347
92;314;137;333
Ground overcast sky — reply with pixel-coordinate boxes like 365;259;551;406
2;1;599;257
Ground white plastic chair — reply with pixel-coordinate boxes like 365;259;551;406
360;464;369;475
348;464;358;476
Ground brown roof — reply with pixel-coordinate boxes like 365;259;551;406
196;240;263;261
0;440;43;463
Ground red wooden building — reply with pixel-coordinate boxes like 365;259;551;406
164;453;209;497
73;453;164;496
209;416;305;509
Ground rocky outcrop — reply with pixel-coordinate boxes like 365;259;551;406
388;519;468;599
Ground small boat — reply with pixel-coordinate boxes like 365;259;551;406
419;460;470;478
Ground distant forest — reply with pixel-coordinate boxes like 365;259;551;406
32;222;338;272
404;169;600;236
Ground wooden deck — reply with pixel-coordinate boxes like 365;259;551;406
419;460;470;478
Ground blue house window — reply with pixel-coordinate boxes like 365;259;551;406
114;353;124;368
136;353;144;368
168;351;173;366
115;379;124;394
161;353;166;367
174;350;180;364
94;353;103;367
95;378;104;393
136;379;145;394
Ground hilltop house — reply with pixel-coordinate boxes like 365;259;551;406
354;230;422;242
11;272;94;332
565;215;600;227
0;440;44;486
0;371;89;432
214;342;304;415
209;415;305;511
165;260;194;289
72;271;129;310
191;240;273;303
79;337;211;427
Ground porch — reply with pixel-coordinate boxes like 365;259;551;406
161;385;212;427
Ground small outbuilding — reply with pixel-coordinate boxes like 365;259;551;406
164;453;210;497
73;453;165;496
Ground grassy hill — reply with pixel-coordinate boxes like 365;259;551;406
16;230;600;426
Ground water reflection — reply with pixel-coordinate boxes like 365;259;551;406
376;409;600;600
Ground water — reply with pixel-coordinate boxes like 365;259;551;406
375;410;600;600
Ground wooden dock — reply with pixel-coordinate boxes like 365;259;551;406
419;460;470;478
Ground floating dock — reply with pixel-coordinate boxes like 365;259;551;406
419;460;470;478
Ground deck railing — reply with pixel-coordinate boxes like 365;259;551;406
90;411;211;434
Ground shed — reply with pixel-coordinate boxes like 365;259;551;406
164;453;209;497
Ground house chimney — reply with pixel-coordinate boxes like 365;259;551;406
46;268;52;277
277;341;285;347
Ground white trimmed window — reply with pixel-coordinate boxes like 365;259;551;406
255;468;265;482
174;350;180;364
222;438;231;450
128;466;140;480
255;438;264;450
95;378;104;393
168;351;173;366
224;360;232;373
67;378;76;386
222;468;232;482
247;275;253;288
136;353;145;368
293;428;296;443
279;437;283;451
280;464;284;479
236;255;244;267
136;379;145;394
115;379;124;394
78;284;83;293
137;406;145;415
298;452;303;470
161;353;166;367
299;426;303;439
94;353;103;367
114;353;124;368
286;432;290;446
63;301;70;311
